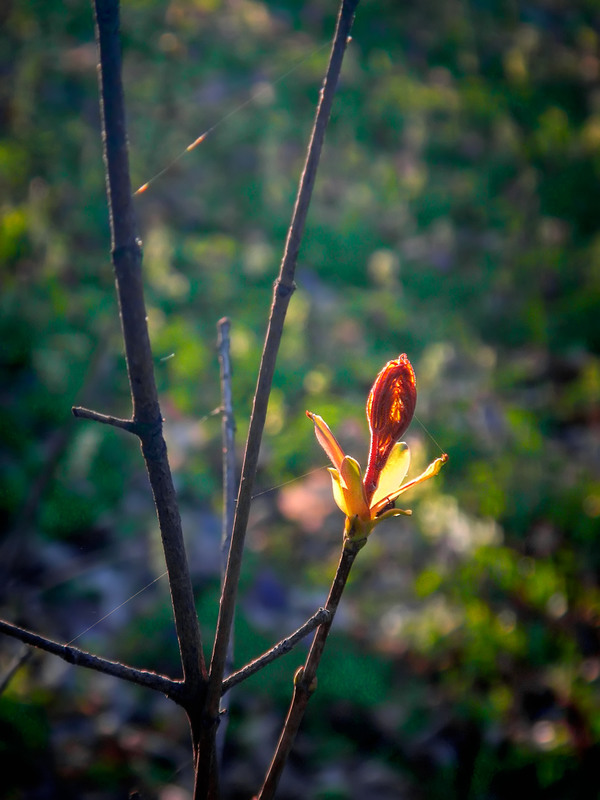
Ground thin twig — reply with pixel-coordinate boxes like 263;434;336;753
92;0;205;691
217;318;236;639
204;0;360;761
257;538;363;800
72;405;138;432
0;619;185;702
222;608;331;694
216;318;236;761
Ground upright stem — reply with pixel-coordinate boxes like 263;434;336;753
258;537;363;800
205;0;360;730
192;2;359;791
92;0;205;691
216;318;236;761
217;318;236;604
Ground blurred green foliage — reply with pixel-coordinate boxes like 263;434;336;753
2;0;600;798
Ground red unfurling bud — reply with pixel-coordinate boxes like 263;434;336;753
363;354;417;500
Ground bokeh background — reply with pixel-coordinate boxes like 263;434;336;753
2;0;600;798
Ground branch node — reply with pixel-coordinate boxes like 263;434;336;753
275;279;296;298
112;241;142;262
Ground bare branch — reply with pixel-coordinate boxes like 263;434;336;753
222;608;331;694
72;405;138;433
0;619;185;702
206;0;360;732
92;0;205;691
217;318;236;604
216;318;237;762
257;539;362;799
189;3;361;790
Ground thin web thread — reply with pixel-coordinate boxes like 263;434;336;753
65;572;167;646
134;40;331;196
413;412;447;456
